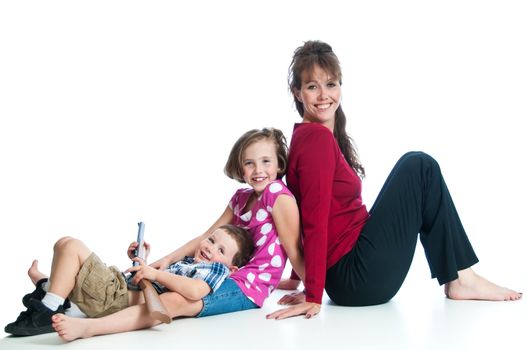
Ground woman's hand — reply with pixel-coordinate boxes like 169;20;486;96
126;258;159;284
277;278;301;290
277;290;306;305
266;302;321;320
127;241;151;261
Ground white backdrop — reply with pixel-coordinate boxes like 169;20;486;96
1;1;526;330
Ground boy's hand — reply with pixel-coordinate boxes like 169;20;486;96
126;258;159;284
127;241;151;260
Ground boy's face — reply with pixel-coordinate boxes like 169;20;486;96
193;228;239;268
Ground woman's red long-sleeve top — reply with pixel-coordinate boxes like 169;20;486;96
286;123;369;304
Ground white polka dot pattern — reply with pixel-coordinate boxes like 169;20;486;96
261;223;272;234
240;211;252;222
269;182;283;193
228;180;293;307
256;236;266;246
247;272;255;283
271;255;282;267
256;209;268;221
258;273;271;282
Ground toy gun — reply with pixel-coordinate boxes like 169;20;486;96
134;222;171;324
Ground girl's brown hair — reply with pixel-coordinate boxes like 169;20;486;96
288;40;365;177
224;128;288;183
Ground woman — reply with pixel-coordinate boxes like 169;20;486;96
267;40;521;320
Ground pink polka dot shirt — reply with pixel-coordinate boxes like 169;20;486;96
229;179;292;307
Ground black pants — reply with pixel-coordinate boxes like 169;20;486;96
325;152;479;306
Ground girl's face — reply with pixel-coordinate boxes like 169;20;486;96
295;64;341;131
242;139;279;195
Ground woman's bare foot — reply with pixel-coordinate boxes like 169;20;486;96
28;260;48;285
445;268;522;301
52;314;94;341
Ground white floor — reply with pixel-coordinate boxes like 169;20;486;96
2;252;526;350
2;2;526;350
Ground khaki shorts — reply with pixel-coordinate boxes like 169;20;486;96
70;253;129;318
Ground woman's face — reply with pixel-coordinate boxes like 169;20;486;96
295;64;341;131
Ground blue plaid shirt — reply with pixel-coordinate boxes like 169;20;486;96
126;256;230;295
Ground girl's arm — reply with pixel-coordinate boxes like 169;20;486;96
272;194;305;283
149;205;234;270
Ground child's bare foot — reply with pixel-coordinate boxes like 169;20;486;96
445;268;522;301
28;260;48;285
52;314;94;341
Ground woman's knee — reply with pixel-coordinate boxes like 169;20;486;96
400;151;440;172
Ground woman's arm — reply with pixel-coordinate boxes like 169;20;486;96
272;194;305;283
268;127;337;319
149;205;234;270
295;128;336;305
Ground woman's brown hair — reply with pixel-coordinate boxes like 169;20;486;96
288;40;365;177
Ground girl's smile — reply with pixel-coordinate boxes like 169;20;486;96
242;139;279;195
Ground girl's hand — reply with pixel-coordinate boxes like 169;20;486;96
127;241;151;261
266;302;321;320
149;256;171;271
277;291;306;305
126;258;159;284
277;278;301;290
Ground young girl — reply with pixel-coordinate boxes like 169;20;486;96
49;127;304;341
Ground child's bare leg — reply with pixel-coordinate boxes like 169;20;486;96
160;291;203;316
47;237;92;299
445;267;522;301
52;303;156;341
28;260;48;285
52;292;203;341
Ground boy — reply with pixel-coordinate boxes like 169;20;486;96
5;224;253;336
